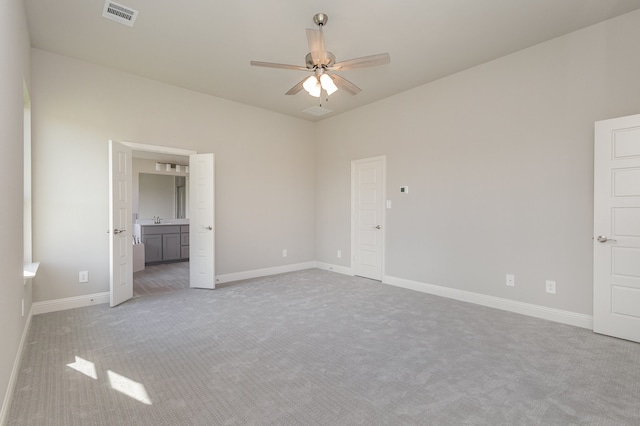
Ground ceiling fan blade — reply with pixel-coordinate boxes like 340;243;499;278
250;61;308;71
285;77;307;95
332;53;390;70
306;28;327;65
331;74;361;95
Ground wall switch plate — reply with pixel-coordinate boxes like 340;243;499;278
79;271;89;283
506;274;515;287
337;250;342;258
282;249;287;258
386;200;392;208
546;280;556;294
400;186;409;193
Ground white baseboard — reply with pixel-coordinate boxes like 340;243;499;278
28;266;592;331
314;261;353;276
0;306;32;426
215;262;316;285
32;292;110;315
383;275;593;329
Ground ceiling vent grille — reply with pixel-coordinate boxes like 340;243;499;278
102;1;138;27
303;106;332;117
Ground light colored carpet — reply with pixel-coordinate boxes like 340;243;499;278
7;269;640;425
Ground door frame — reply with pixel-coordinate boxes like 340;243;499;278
351;155;387;280
111;141;203;301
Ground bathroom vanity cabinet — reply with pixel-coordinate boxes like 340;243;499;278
141;224;189;264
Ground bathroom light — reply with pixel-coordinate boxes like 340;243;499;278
154;161;188;173
320;74;338;95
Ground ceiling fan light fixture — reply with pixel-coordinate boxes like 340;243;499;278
309;82;322;98
303;76;321;97
320;74;338;95
303;75;318;93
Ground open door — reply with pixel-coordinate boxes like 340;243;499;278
189;153;215;289
593;114;640;343
109;140;133;306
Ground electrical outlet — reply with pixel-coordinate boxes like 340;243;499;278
337;250;342;258
546;280;556;294
282;249;287;258
79;271;89;283
506;274;515;287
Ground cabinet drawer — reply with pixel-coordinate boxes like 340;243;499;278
142;225;180;235
180;225;189;233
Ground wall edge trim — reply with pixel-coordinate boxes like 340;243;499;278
215;261;316;284
0;306;33;426
383;274;593;329
32;292;110;315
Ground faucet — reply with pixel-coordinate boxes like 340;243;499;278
153;216;162;224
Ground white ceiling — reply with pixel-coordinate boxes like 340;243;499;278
24;0;640;122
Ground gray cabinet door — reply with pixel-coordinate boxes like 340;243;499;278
143;234;163;263
162;233;181;260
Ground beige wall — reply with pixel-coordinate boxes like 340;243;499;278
315;9;640;316
30;49;316;303
0;0;31;421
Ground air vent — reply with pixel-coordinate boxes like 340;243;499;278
102;1;138;27
303;106;332;117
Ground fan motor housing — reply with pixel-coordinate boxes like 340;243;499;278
305;51;336;69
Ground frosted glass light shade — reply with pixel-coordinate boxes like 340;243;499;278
303;76;318;93
320;74;338;95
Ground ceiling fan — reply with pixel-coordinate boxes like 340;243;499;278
250;13;390;99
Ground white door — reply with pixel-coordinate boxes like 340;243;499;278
594;114;640;343
109;141;133;307
352;156;385;280
189;153;215;289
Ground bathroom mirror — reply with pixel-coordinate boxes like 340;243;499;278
138;173;188;219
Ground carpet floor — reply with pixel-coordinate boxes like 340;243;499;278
7;269;640;425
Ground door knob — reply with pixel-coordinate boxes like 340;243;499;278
113;228;126;235
373;225;381;229
596;235;617;243
202;225;213;230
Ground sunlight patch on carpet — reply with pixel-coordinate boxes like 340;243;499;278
66;356;97;380
108;370;152;405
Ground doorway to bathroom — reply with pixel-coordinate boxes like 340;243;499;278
108;141;215;307
133;152;191;298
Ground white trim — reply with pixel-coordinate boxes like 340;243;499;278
215;262;316;285
351;156;387;281
32;292;110;315
383;275;593;329
0;306;32;426
116;140;197;157
315;261;353;276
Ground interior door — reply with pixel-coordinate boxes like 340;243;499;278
352;157;385;280
593;113;640;343
189;153;215;289
109;140;133;307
